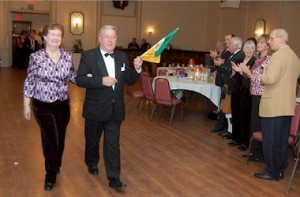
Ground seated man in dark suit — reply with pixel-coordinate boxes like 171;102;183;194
128;37;139;49
140;38;151;51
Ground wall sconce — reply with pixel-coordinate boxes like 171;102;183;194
70;12;84;35
254;19;266;37
147;27;154;35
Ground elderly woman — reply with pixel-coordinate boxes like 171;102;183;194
23;23;76;191
232;34;271;160
229;39;256;151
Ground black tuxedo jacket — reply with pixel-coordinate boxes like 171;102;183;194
229;56;256;94
75;48;140;121
215;50;245;87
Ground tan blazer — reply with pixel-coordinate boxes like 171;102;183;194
259;45;300;117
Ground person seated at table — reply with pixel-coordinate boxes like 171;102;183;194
128;37;139;49
140;39;151;51
229;39;256;151
157;69;168;76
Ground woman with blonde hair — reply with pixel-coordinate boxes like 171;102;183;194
232;34;271;160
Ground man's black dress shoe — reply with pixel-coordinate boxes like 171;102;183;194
228;141;240;146
254;173;279;181
238;144;248;151
222;132;232;139
210;127;220;133
88;166;99;175
218;130;227;136
44;182;54;191
109;178;127;191
210;126;226;133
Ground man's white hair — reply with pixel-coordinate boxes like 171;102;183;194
273;28;288;42
231;37;243;49
99;25;117;36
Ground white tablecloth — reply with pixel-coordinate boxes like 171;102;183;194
154;76;221;107
156;67;189;76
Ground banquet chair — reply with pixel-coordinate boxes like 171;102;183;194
296;83;300;97
151;77;183;125
140;73;155;112
286;144;300;193
125;85;144;109
246;104;300;166
125;71;149;109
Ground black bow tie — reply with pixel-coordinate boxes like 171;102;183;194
105;53;115;58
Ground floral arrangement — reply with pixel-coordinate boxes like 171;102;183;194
72;39;84;53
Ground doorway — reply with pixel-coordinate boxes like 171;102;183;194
10;12;49;68
12;21;32;68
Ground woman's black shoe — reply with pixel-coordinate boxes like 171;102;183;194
44;182;54;191
238;144;248;151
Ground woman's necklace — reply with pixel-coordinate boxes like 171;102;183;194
48;51;61;63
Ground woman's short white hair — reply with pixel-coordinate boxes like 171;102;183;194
243;40;256;51
99;25;117;36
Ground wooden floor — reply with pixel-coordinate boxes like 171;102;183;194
0;67;299;197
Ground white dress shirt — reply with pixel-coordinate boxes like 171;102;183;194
100;48;116;89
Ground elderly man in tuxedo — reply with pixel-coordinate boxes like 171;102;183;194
76;25;143;191
214;36;245;144
254;29;300;181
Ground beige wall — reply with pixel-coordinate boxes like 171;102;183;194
1;1;300;67
100;1;139;49
140;1;208;51
205;1;300;56
54;1;98;51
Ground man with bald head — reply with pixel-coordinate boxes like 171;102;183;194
254;29;300;181
210;34;234;134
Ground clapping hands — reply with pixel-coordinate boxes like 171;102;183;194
231;62;243;73
214;57;224;66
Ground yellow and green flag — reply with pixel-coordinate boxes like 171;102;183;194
140;28;179;63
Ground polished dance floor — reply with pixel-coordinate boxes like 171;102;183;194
0;67;299;196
